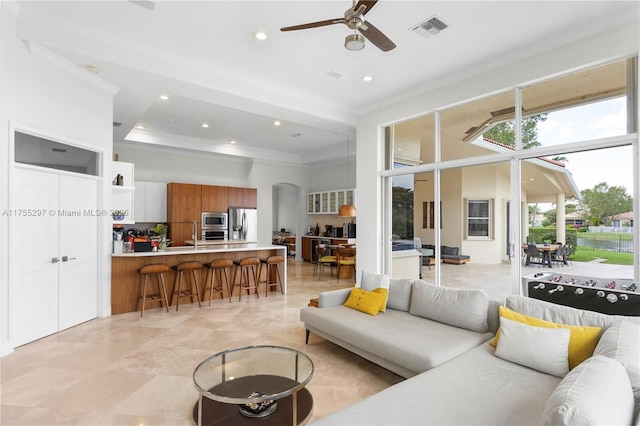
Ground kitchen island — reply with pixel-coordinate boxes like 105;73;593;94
111;244;286;314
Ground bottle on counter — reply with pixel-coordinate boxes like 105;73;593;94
315;223;320;236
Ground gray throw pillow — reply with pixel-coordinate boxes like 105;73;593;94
387;278;413;312
409;280;489;332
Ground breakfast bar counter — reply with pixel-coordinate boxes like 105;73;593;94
111;244;286;314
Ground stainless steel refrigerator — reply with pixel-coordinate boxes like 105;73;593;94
228;208;258;241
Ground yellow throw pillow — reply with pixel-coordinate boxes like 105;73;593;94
373;288;389;312
344;288;385;316
491;306;601;370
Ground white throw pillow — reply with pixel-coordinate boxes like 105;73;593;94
594;321;640;416
542;355;635;426
496;317;570;378
359;270;390;292
409;279;489;332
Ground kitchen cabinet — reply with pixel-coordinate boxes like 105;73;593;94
306;189;355;214
167;183;202;222
134;181;167;223
202;185;228;212
168;222;197;247
112;161;135;224
301;237;312;261
228;187;257;208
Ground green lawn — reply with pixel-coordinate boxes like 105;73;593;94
571;246;634;265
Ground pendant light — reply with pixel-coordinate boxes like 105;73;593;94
339;134;356;217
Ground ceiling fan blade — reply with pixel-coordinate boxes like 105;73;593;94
354;0;378;15
359;21;396;51
281;18;345;32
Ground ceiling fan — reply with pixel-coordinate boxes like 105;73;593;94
280;0;396;52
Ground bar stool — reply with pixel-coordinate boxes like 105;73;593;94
204;259;233;304
260;255;284;297
233;257;260;301
171;261;204;311
136;263;170;317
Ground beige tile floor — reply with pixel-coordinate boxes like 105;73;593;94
1;258;632;425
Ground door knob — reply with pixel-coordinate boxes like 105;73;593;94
61;256;77;262
51;257;60;263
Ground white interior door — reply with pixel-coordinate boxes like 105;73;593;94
58;175;98;330
12;168;59;346
11;168;98;346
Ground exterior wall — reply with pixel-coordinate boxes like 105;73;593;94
1;3;114;355
357;22;639;275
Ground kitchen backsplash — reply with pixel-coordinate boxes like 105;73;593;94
310;214;355;229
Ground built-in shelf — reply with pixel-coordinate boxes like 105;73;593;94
112;161;135;224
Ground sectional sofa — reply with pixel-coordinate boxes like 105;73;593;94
300;276;640;425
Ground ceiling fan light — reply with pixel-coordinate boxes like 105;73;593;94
345;33;365;51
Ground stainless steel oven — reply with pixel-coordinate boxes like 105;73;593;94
202;211;228;229
201;229;229;241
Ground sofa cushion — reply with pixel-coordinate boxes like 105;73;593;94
409;280;489;332
594;321;640;413
441;246;459;255
542;355;635;426
492;306;600;370
360;270;390;312
300;306;494;376
311;343;561;425
496;317;570;377
387;278;413;312
506;294;640;329
343;288;385;316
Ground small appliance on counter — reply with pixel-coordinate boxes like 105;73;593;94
344;223;356;238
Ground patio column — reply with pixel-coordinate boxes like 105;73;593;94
556;192;566;244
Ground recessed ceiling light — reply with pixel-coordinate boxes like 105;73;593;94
135;125;145;129
201;123;209;128
274;120;281;126
362;75;373;82
254;32;267;41
159;95;169;100
86;65;100;74
229;140;236;144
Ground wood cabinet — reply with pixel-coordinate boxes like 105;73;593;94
167;183;201;222
228;187;257;208
301;237;312;261
168;222;196;247
201;185;228;212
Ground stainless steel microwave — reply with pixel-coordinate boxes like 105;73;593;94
202;212;228;229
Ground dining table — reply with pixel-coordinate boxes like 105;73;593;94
523;244;560;268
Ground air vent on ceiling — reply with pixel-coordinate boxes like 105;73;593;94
113;122;122;127
411;15;449;38
290;133;302;138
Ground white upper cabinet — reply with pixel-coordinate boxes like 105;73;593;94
307;189;355;214
112;161;135;224
134;181;167;223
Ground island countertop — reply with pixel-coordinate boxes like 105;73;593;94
111;244;286;314
112;243;277;257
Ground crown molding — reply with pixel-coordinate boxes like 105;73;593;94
23;40;119;96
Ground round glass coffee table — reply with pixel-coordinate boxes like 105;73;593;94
192;345;314;426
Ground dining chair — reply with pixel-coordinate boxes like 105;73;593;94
525;244;544;266
336;248;356;283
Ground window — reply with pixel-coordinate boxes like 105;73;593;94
466;199;493;239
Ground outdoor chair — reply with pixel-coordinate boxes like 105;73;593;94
525;244;545;266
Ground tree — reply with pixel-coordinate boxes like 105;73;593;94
528;203;541;226
483;114;548;149
392;186;414;239
577;182;632;226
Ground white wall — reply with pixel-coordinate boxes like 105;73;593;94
1;2;115;356
357;22;640;276
116;143;312;249
274;184;298;234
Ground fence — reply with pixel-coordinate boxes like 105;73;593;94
577;233;634;253
588;226;633;233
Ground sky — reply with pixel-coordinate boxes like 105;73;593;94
537;96;633;197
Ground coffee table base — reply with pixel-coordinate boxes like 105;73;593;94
192;377;313;426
